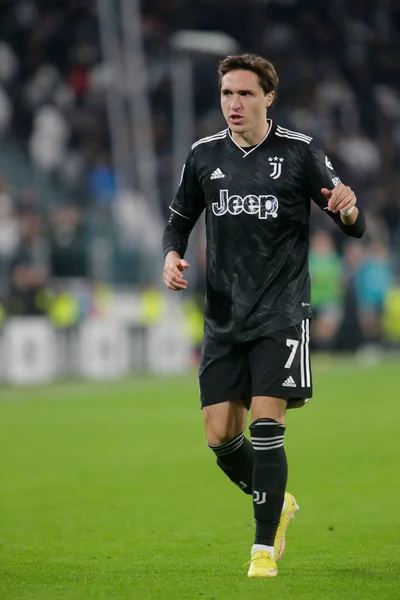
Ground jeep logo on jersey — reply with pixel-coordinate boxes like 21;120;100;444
212;190;279;219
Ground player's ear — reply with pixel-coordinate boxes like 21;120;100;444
265;91;275;108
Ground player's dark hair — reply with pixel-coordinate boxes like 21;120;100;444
218;53;279;103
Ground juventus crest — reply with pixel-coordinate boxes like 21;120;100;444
268;156;284;179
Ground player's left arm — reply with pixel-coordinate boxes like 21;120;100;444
303;141;366;238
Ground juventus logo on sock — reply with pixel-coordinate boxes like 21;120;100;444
254;491;267;505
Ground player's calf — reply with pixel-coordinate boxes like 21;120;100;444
208;432;253;495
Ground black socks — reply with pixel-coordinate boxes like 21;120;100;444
250;418;287;546
208;433;254;495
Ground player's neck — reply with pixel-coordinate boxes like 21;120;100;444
231;120;270;148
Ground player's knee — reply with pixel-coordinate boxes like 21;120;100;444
205;422;240;446
251;396;287;424
203;411;243;446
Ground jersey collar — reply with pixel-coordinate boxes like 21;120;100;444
228;119;274;158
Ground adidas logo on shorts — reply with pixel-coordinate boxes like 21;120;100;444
282;376;297;387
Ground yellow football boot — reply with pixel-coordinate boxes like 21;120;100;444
274;492;299;561
247;550;278;578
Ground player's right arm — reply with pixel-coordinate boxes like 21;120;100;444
302;141;366;238
162;150;205;291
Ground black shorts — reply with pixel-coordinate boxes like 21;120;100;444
199;319;312;410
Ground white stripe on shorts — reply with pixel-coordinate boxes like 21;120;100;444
300;319;310;388
305;318;311;387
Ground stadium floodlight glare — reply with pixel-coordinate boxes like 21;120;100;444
170;30;240;56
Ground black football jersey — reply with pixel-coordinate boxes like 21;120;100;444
168;120;364;343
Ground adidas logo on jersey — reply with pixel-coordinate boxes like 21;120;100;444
210;168;225;179
282;376;297;387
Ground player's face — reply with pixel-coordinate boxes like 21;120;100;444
220;70;274;137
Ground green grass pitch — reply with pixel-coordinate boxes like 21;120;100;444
0;358;399;599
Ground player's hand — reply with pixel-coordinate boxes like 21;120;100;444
163;252;189;291
321;184;356;214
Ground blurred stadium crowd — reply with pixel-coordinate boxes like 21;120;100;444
0;0;399;351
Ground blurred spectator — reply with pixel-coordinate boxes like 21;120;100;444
29;104;68;171
354;240;393;344
0;175;19;259
337;128;381;178
88;151;117;207
0;86;12;134
0;41;18;82
48;205;87;277
309;231;343;351
335;240;365;351
4;262;48;316
14;199;48;269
